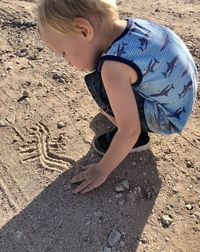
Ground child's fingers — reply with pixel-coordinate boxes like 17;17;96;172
71;171;87;183
80;184;95;194
72;179;91;194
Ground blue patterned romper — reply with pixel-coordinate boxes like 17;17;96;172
84;18;198;134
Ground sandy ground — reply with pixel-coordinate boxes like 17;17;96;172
0;0;200;251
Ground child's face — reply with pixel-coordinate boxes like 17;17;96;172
39;23;98;71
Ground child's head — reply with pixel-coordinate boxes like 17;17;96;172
37;0;119;71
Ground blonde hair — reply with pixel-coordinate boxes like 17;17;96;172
37;0;119;33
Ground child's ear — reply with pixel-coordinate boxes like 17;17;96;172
73;17;94;41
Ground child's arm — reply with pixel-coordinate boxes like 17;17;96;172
100;109;117;126
98;60;141;172
71;61;140;194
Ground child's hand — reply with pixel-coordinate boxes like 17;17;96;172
71;163;109;194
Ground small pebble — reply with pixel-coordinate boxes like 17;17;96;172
114;179;129;192
23;90;29;98
108;230;121;247
6;66;12;71
57;121;66;129
53;72;61;80
58;77;65;83
160;215;173;227
186;204;193;210
37;46;44;52
185;160;193;168
17;48;28;57
140;238;148;244
165;237;170;242
172;187;179;193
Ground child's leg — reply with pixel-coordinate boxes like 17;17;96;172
94;92;151;155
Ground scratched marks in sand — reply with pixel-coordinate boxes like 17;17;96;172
0;161;28;218
19;122;75;172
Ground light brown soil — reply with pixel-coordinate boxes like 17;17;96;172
0;0;200;251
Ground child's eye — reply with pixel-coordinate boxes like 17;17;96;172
62;52;66;58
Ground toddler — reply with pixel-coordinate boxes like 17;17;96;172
37;0;198;194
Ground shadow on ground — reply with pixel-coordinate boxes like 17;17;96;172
0;113;162;252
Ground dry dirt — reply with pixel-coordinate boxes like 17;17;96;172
0;0;200;252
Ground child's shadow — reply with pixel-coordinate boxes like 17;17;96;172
0;113;161;252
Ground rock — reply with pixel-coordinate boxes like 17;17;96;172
6;66;12;71
185;160;193;168
172;187;179;194
160;215;173;227
103;247;112;252
16;48;28;57
22;90;29;98
165;237;170;242
114;179;129;192
58;78;65;83
186;204;193;210
57;121;66;129
25;81;31;86
108;230;121;247
0;119;7;127
36;46;44;52
52;72;62;80
140;238;148;244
